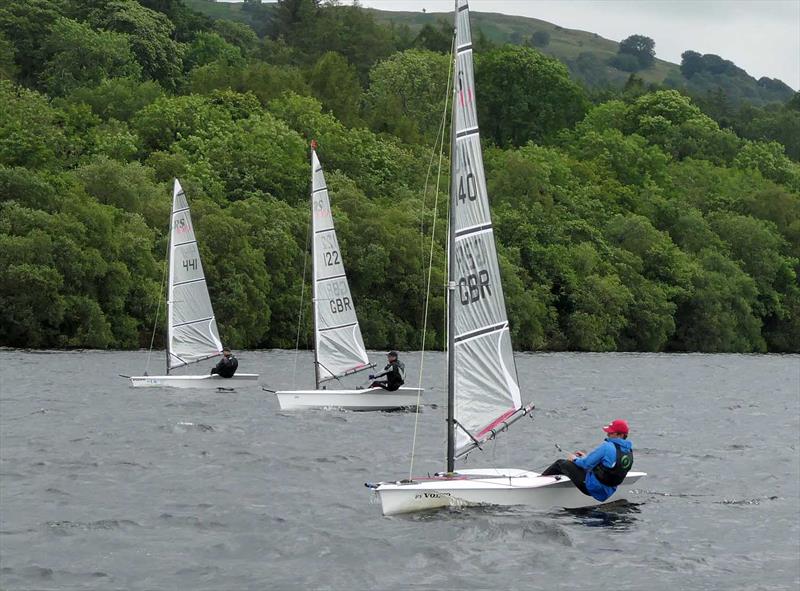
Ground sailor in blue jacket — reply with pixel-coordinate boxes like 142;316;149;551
541;419;634;502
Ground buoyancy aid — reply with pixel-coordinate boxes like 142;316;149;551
592;441;633;487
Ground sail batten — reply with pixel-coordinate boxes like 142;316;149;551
449;0;529;457
166;179;223;370
454;403;536;459
310;149;370;382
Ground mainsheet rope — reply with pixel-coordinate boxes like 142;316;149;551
408;36;456;480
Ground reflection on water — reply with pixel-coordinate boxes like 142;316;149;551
566;501;642;530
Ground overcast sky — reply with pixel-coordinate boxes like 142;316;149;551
348;0;800;90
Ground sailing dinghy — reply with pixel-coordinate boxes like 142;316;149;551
367;0;644;514
274;145;423;410
128;179;258;389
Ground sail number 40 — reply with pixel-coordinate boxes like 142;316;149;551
458;173;477;204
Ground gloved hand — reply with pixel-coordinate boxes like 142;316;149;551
368;374;375;380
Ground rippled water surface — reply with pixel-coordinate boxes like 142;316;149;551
1;350;798;590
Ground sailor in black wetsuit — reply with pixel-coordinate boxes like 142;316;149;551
210;348;238;378
367;351;405;391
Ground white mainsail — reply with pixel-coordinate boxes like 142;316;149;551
367;0;643;515
311;149;370;382
450;0;524;456
167;179;223;369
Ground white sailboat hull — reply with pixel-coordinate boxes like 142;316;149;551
370;468;646;515
275;387;423;410
129;373;259;389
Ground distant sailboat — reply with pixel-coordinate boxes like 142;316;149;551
128;179;258;389
274;144;423;410
367;0;644;514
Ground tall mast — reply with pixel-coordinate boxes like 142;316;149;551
310;140;321;390
165;185;174;376
446;1;458;474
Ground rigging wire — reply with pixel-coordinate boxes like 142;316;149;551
291;216;312;390
408;36;456;480
144;236;170;375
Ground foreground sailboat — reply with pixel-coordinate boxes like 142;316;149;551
367;0;644;514
275;145;423;410
128;179;258;389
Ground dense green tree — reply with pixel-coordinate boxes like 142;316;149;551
308;52;362;127
187;61;310;105
623;90;741;164
136;0;212;42
736;105;800;161
131;93;237;152
476;45;588;147
0;32;17;81
680;50;703;78
708;212;797;319
271;0;320;48
192;201;272;347
568;128;669;187
212;19;259;56
86;120;140;162
175;110;308;204
40;17;141;96
0;80;69;170
738;187;800;259
74;157;167;226
364;49;449;143
268;92;426;199
734;140;798;187
618;35;655;69
184;31;244;72
673;250;764;352
0;0;62;87
240;0;274;37
329;172;434;349
413;20;452;54
65;77;164;122
91;0;183;90
319;4;397;83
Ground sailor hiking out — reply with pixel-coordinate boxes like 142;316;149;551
541;419;634;502
366;351;405;391
210;348;238;378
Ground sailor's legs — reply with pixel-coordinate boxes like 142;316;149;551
541;459;590;495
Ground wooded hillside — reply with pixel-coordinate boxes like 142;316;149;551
1;0;798;353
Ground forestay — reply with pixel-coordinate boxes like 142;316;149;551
311;149;370;382
167;179;223;369
451;0;525;456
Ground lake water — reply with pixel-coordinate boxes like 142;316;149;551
1;350;798;590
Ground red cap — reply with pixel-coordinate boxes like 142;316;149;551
603;419;629;435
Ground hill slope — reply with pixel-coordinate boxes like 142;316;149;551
187;0;793;106
371;8;680;86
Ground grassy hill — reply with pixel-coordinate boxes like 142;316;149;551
186;0;793;106
370;8;681;88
